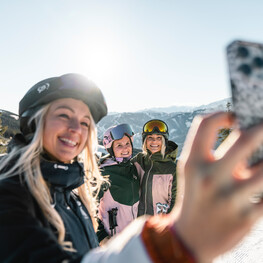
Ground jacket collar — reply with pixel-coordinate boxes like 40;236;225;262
40;157;84;190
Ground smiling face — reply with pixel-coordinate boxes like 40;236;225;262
146;134;163;154
112;135;132;158
43;98;91;163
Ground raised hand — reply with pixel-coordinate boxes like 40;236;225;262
174;112;263;263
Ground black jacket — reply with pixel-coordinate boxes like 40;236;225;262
0;155;98;262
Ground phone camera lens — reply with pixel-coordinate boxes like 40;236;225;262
237;46;249;58
253;57;263;68
237;64;252;75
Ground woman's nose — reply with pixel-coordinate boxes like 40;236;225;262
68;118;81;132
123;145;129;150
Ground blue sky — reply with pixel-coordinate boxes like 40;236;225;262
1;0;263;114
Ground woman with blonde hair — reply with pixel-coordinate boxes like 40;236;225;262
0;73;107;261
132;119;179;216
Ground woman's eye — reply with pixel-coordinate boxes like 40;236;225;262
59;113;69;119
81;122;89;128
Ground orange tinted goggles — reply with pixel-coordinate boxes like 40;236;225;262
143;120;168;133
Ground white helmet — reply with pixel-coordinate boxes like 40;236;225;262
103;123;134;155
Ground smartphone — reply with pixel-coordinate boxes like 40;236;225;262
226;39;263;166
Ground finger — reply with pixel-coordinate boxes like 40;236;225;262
215;162;263;207
248;202;263;225
214;129;240;160
238;197;263;229
215;163;263;225
180;112;235;163
219;123;263;172
236;162;263;197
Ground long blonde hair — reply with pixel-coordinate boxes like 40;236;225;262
142;135;166;158
0;102;104;249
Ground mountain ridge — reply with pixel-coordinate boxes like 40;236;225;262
133;98;231;114
1;98;232;156
96;98;231;155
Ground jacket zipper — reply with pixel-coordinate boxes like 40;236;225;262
131;176;135;219
144;156;153;215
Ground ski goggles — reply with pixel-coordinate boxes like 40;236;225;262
110;123;134;140
143;120;168;134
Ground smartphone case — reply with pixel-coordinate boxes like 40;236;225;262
227;40;263;165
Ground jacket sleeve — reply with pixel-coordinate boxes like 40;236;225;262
81;216;196;263
130;153;144;182
0;177;81;263
96;176;110;243
81;217;152;263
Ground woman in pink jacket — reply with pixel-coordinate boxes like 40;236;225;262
132;119;178;216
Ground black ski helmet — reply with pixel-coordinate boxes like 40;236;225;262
19;73;108;136
142;119;169;144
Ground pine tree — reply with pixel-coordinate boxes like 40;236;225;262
217;102;232;145
0;111;8;154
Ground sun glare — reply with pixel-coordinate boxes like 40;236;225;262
71;32;124;82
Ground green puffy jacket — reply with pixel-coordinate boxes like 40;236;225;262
132;140;178;216
96;156;140;242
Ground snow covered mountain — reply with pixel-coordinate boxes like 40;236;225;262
97;98;231;155
137;98;231;113
0;98;231;156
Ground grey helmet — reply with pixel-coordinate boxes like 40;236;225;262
19;73;107;136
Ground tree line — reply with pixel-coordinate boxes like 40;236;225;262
0;110;19;154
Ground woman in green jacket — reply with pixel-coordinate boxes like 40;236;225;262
132;119;179;216
97;124;140;243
